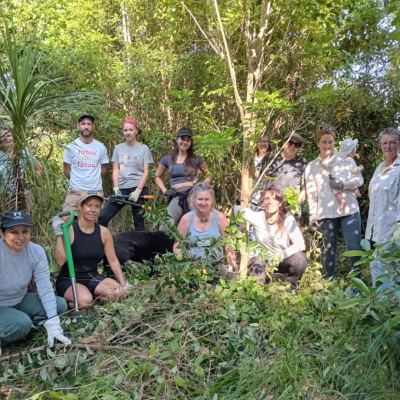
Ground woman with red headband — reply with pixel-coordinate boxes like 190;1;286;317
98;119;153;230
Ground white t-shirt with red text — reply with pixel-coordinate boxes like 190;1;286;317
63;138;109;190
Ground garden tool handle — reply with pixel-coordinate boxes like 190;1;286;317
56;210;75;279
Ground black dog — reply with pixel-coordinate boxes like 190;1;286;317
112;230;174;264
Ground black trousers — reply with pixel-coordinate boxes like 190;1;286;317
98;186;149;231
247;251;308;289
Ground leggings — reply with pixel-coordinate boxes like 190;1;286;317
319;212;361;278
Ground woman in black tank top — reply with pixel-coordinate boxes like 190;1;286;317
53;191;130;309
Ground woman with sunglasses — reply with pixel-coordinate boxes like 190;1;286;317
173;183;235;276
305;129;362;279
155;127;212;229
259;133;307;203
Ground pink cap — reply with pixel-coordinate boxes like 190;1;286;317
122;119;142;134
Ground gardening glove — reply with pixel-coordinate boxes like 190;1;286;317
328;175;344;190
123;282;133;292
113;187;123;197
51;216;65;236
309;216;320;231
128;188;142;202
164;188;178;197
393;223;400;241
43;316;71;348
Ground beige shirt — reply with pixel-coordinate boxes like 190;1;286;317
305;154;362;221
366;156;400;242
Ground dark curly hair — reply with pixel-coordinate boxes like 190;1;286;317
259;185;288;234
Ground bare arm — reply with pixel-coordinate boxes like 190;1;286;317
101;226;126;286
155;163;168;193
173;214;190;255
101;164;108;176
112;162;120;188
137;163;149;190
199;162;212;184
63;162;71;179
218;212;236;269
52;226;74;266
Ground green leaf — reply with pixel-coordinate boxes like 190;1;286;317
113;317;122;328
50;392;64;399
343;250;366;257
337;298;367;309
376;281;395;294
390;315;400;328
194;354;204;365
344;343;356;352
370;324;383;333
195;366;205;377
348;270;361;278
360;239;371;251
150;342;156;356
174;375;187;387
350;278;370;295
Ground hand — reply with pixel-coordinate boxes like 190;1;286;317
358;164;364;172
164;188;178;197
353;188;361;198
113;187;123;197
123;282;133;292
128;188;142;202
329;175;344;190
51;216;65;236
309;216;320;231
44;316;71;348
393;223;400;241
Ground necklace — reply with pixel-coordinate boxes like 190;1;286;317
197;212;210;225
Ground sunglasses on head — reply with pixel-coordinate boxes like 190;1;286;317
288;140;302;148
195;183;213;191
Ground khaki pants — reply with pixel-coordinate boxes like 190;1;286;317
62;189;104;217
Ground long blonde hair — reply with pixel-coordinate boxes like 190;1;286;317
188;183;215;210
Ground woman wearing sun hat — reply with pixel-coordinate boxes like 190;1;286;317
305;129;363;278
98;118;154;230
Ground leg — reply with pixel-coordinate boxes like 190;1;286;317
247;256;267;283
276;252;308;289
93;278;124;301
98;195;125;227
160;197;183;231
319;218;340;278
129;186;149;231
16;293;68;326
62;189;83;221
0;307;32;345
340;212;362;274
63;284;94;309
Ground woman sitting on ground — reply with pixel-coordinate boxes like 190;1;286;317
155;127;212;229
0;210;70;355
173;183;235;276
234;186;308;289
53;191;130;309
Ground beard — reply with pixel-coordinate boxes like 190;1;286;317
80;130;92;137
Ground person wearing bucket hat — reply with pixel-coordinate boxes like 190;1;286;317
53;191;131;309
0;210;70;355
155;127;212;230
98;119;153;230
61;113;109;221
305;128;363;279
329;138;364;210
259;132;308;203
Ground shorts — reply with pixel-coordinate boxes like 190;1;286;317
56;272;107;298
62;189;104;216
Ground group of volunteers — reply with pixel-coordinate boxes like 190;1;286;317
1;112;400;353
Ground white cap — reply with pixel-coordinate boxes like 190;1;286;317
340;138;358;156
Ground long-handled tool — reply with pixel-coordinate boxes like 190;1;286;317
104;194;153;209
57;210;88;318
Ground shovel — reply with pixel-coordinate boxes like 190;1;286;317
57;210;89;318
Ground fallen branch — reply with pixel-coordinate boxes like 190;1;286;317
0;343;172;375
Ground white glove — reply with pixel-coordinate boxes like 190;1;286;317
128;188;142;202
309;216;320;231
123;282;133;292
44;316;71;347
51;216;65;236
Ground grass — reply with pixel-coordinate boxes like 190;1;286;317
0;259;399;400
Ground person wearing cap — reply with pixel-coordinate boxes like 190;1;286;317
0;210;70;355
98;119;153;230
53;191;131;309
305;129;363;278
155;127;212;229
366;127;400;286
259;132;308;204
329;139;364;210
61;113;109;220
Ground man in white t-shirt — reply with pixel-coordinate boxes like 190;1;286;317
62;113;109;217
